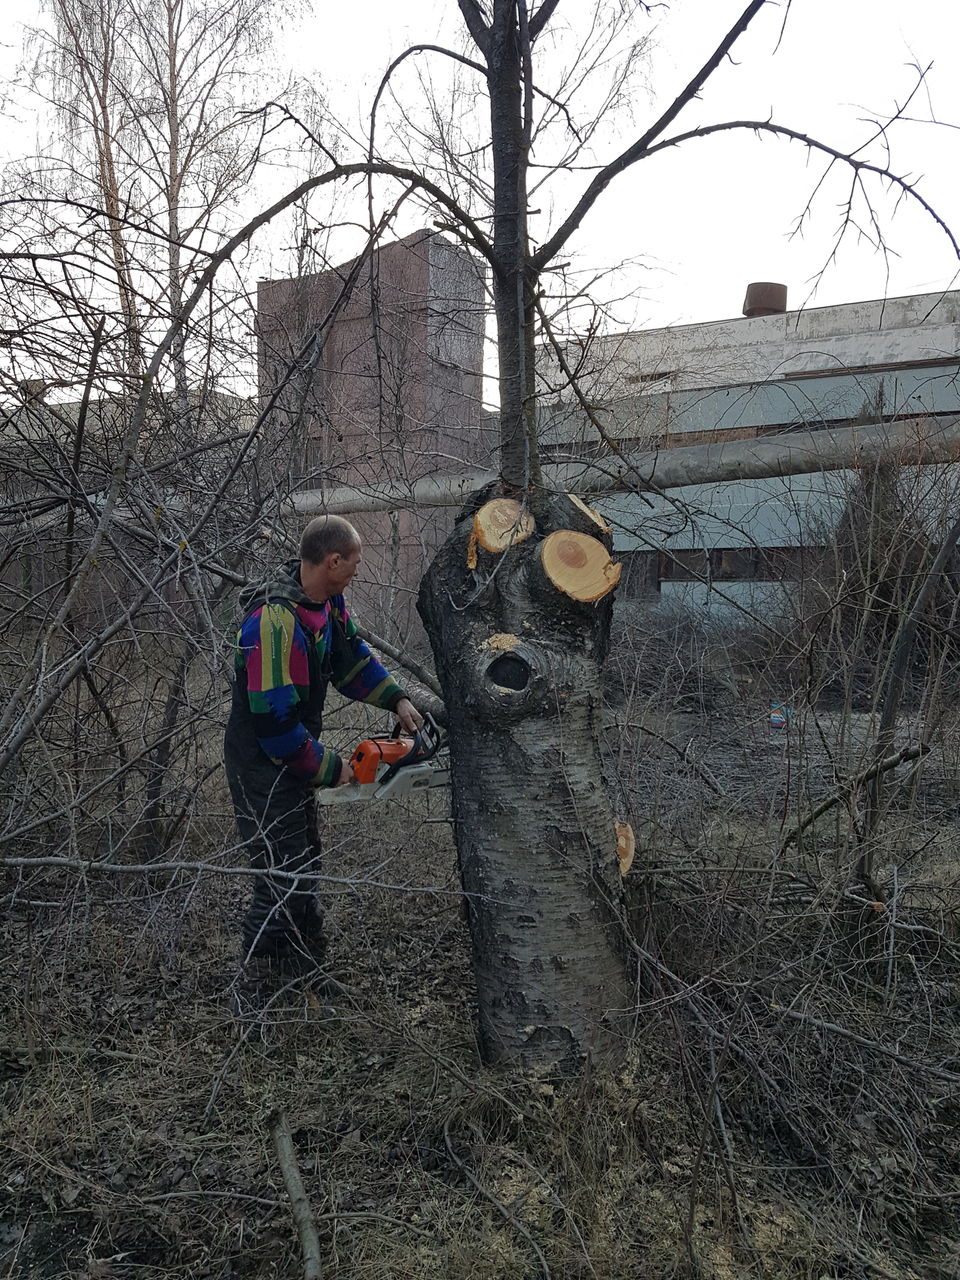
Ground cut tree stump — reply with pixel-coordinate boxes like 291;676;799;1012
473;498;535;552
418;488;631;1071
540;530;621;602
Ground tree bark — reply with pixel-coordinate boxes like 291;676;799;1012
486;0;539;489
418;487;631;1071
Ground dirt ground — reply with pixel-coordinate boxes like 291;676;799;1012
3;704;960;1279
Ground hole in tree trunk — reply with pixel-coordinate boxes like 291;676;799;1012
487;653;531;691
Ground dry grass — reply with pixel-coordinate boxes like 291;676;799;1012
4;755;959;1279
3;618;960;1279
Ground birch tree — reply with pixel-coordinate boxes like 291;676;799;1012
19;0;276;406
4;0;955;1075
389;0;959;1070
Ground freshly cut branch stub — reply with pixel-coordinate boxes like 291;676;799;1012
568;493;611;534
466;531;479;569
473;498;535;552
541;530;621;602
615;821;635;877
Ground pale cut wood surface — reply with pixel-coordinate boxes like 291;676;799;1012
541;530;621;602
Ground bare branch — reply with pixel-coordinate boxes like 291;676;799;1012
528;0;561;41
268;1110;323;1280
457;0;492;57
780;742;930;853
532;0;769;267
637;118;960;261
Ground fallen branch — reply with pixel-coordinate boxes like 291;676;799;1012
268;1108;323;1280
354;624;445;706
779;741;930;852
773;1005;960;1084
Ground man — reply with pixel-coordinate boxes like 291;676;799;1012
225;514;422;972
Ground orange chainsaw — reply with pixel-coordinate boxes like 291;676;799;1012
316;712;448;806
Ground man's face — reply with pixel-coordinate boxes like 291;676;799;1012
301;542;363;601
327;544;362;593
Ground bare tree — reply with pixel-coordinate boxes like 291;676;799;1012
3;0;957;1079
404;0;958;1071
18;0;276;403
0;0;294;866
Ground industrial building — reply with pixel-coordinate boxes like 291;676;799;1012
537;285;960;617
256;231;960;626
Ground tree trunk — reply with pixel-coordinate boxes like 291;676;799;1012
487;0;540;489
165;0;192;444
418;487;631;1071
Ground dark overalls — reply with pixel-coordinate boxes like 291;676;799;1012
224;601;331;960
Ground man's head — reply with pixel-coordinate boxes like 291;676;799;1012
299;515;362;601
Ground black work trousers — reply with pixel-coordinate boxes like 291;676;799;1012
224;735;326;959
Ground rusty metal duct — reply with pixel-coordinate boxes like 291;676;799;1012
742;282;788;317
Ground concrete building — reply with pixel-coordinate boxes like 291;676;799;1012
265;255;960;630
538;287;960;618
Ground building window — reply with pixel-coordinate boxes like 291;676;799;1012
658;546;807;584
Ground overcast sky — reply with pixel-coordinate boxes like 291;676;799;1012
3;0;959;331
294;0;960;327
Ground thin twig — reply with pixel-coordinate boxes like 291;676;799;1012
773;1005;960;1084
628;719;726;796
779;741;929;853
443;1110;552;1280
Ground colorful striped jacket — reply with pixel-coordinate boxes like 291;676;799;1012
232;564;404;787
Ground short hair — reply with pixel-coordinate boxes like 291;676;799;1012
299;515;361;564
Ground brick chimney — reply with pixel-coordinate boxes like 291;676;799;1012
742;282;788;317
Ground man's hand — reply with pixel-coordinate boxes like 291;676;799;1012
394;697;423;734
334;761;357;787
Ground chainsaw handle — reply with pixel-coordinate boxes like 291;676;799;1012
415;712;443;761
379;712;443;785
